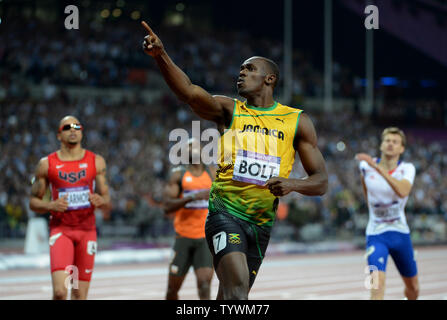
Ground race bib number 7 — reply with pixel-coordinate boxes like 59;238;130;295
232;150;280;186
58;186;91;211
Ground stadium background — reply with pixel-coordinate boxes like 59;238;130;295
0;0;446;295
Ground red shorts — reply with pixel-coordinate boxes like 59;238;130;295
49;227;97;282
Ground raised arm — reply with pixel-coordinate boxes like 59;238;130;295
141;21;234;127
266;113;328;197
29;157;68;213
355;153;413;198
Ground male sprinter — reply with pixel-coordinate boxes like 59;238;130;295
356;127;419;300
163;138;215;300
29;115;110;300
141;21;328;300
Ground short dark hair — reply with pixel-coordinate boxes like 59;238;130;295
59;115;80;128
259;57;280;88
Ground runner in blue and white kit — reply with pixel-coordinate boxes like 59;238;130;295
356;127;419;300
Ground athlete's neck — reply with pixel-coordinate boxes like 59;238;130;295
188;163;204;176
59;144;85;161
245;93;275;109
378;154;400;171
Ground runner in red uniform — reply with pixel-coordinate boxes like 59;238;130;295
29;115;111;300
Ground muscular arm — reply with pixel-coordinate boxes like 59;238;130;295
92;155;111;210
361;177;368;204
356;154;413;198
29;158;53;213
163;170;195;214
154;52;234;124
373;166;412;198
266;113;328;197
291;113;328;196
141;21;234;126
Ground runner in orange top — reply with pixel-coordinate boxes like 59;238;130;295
163;139;215;300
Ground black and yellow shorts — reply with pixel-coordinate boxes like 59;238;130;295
205;210;271;288
169;236;213;277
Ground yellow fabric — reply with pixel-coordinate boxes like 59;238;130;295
209;99;303;227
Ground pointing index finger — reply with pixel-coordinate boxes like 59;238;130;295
141;21;155;36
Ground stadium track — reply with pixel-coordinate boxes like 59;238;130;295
1;246;446;300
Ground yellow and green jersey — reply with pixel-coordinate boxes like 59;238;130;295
209;99;303;228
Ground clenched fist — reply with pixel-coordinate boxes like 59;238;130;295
49;195;69;212
89;192;106;208
265;177;295;197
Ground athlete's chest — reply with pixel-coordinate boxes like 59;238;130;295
364;166;405;197
182;172;211;190
234;112;296;144
50;161;95;186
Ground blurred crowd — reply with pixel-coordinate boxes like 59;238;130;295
1;84;446;243
279;110;447;243
0;19;357;98
1;19;446;244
